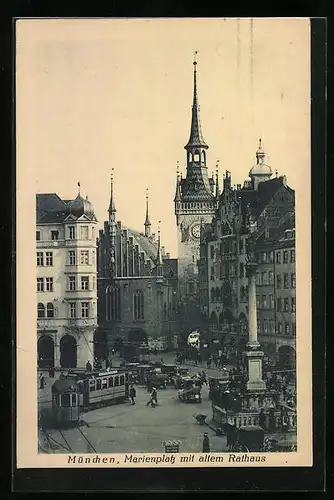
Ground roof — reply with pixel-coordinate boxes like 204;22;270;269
51;379;77;393
127;228;159;263
36;193;70;224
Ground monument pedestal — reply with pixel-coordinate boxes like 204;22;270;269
245;349;267;393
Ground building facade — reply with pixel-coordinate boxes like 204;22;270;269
36;189;98;370
174;58;218;335
97;178;178;355
198;141;296;366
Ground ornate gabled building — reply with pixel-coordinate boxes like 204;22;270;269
174;58;218;335
97;176;178;355
198;140;296;367
36;186;98;370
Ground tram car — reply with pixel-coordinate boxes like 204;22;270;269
52;369;128;427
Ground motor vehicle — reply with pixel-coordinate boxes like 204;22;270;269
146;371;168;389
135;364;153;385
231;425;265;452
187;331;201;350
178;384;202;403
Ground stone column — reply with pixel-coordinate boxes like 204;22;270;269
247;265;260;347
245;264;266;393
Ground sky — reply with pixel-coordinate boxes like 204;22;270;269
16;18;310;257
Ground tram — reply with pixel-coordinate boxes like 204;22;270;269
51;369;128;427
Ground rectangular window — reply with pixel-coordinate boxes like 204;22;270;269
278;322;283;334
292;323;296;336
36;231;41;241
239;262;244;278
290;249;295;263
80;250;89;265
69;302;76;318
269;251;274;263
263;320;268;333
262;295;267;309
291;273;296;288
210;266;214;280
239;239;244;254
262;272;268;285
37;252;44;266
81;302;89;318
284;273;289;288
51;230;59;241
81;276;89;291
210;246;214;259
92;276;96;290
68;251;76;265
69;226;76;240
277;298;282;312
37;278;44;292
285;323;290;335
80;226;89;240
276;275;282;289
269;319;274;333
45;277;53;292
68;276;76;291
101;378;108;389
256;273;261;285
262;252;267;263
276;251;281;264
45;252;53;266
256;295;260;309
284;298;289;312
269;271;274;285
269;294;274;309
291;297;296;312
283;251;289;264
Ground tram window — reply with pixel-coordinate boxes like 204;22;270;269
77;382;83;394
61;394;71;407
96;379;102;390
108;377;114;387
89;380;96;392
120;375;125;386
102;378;108;389
72;394;77;405
114;377;119;387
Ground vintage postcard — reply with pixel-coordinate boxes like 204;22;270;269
16;17;312;469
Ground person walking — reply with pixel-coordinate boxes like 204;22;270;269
146;387;158;407
39;372;46;389
202;432;210;453
129;385;136;405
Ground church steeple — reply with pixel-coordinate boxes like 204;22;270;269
144;188;151;237
155;222;163;276
108;169;116;224
215;160;220;199
185;52;208;150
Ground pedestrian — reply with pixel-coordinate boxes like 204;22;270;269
202;432;210;453
86;360;92;372
111;348;115;356
39;373;46;389
129;385;136;405
146;387;158;407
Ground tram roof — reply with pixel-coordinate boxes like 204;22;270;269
52;379;77;393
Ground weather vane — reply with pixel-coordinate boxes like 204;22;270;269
194;50;198;64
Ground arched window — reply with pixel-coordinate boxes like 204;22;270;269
46;302;54;318
210;311;218;324
133;289;144;320
240;286;245;302
194;149;200;162
106;286;121;321
211;287;216;302
215;287;221;301
37;303;45;318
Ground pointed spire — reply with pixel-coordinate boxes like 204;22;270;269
77;181;81;196
174;161;182;201
185;52;208;150
215;160;220;198
256;138;265;164
156;221;163;269
144;188;151;237
108;169;116;219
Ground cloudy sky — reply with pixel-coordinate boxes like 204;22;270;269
17;18;310;257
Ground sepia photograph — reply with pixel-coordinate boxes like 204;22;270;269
16;17;313;468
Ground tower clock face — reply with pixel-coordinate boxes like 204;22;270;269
191;223;201;239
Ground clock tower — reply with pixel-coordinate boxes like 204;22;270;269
174;56;218;332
